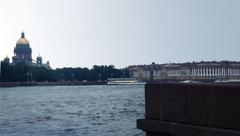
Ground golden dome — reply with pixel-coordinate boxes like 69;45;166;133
16;32;30;45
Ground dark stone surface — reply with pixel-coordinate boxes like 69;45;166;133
137;119;171;134
138;119;240;136
145;84;187;122
146;133;171;136
140;83;240;135
173;122;240;136
185;85;209;126
208;86;240;129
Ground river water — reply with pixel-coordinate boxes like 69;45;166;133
0;85;145;136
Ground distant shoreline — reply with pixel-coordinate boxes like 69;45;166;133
0;81;107;87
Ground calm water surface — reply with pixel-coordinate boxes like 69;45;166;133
0;85;145;136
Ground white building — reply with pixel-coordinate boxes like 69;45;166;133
128;61;240;81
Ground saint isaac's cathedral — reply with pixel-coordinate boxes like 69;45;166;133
2;32;50;68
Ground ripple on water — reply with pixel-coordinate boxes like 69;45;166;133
0;85;145;136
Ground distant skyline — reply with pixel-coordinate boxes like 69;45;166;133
1;0;240;68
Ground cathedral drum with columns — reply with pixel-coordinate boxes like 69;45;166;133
12;32;32;64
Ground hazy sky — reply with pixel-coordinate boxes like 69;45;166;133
0;0;240;68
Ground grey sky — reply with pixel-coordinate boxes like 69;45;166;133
0;0;240;68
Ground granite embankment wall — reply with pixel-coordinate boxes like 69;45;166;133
0;81;107;87
137;83;240;136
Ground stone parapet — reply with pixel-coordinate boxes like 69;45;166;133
137;83;240;135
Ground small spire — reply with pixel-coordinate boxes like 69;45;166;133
21;31;25;38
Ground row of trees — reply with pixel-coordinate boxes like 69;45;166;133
0;62;130;82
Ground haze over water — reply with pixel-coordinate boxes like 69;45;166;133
0;85;144;136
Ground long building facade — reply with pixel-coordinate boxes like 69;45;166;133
127;61;240;81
